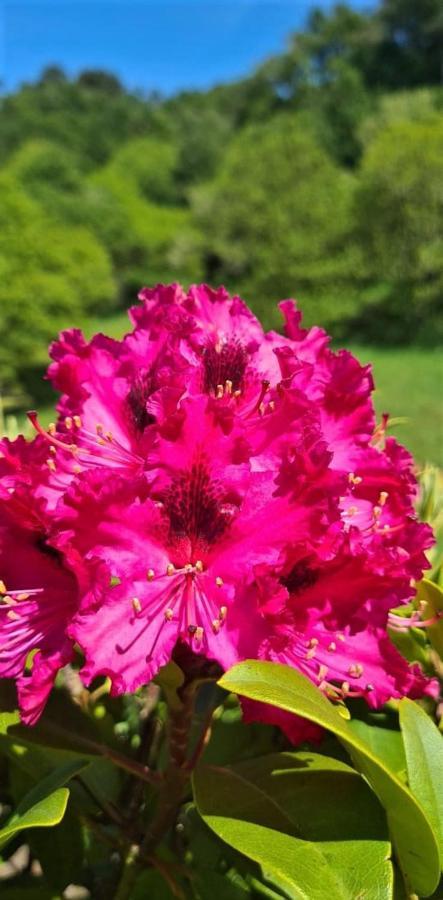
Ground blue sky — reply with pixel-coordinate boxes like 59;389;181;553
1;0;372;96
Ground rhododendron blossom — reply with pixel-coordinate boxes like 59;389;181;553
0;283;436;736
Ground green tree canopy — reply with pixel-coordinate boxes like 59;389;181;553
191;115;357;329
0;176;116;397
353;116;443;342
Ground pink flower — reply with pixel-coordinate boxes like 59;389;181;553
0;437;105;723
1;283;436;736
56;391;334;694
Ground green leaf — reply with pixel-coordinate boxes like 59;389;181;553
154;660;185;710
347;721;407;780
29;807;85;891
399;698;443;868
416;578;443;659
219;660;440;897
194;762;393;899
0;758;89;851
223;751;388;841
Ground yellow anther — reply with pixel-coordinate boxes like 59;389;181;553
49;445;57;455
105;431;113;441
216;384;224;399
341;681;350;695
17;593;30;601
318;665;329;682
268;400;275;411
215;576;223;588
73;415;82;428
378;491;388;506
0;580;6;594
348;472;362;485
233;389;242;399
46;459;56;472
349;664;364;678
225;379;233;395
147;569;155;581
195;560;204;573
306;647;317;660
65;417;73;430
48;422;56;435
164;608;174;621
258;402;265;416
96;423;104;435
7;609;20;621
219;605;227;621
373;506;382;518
166;564;175;576
337;633;346;642
327;641;336;652
212;618;221;633
195;627;204;641
132;597;142;613
307;637;319;648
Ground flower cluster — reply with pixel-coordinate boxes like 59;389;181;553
0;284;436;735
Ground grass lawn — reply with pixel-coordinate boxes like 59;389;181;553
10;310;442;467
344;345;442;468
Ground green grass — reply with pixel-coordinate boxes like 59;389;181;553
344;345;442;467
9;311;442;466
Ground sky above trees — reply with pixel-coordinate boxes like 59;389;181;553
2;0;371;94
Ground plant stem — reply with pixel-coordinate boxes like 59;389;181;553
113;843;140;900
112;681;199;898
141;682;196;855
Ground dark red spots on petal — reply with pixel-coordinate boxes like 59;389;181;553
202;339;248;394
163;461;237;547
126;372;156;432
281;560;318;595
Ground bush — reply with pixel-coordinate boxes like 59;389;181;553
353;116;443;343
190;115;358;330
0;177;116;397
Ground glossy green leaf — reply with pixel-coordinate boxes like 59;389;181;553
194;762;393;899
225;751;388;841
399;698;443;867
348;720;407;780
219;660;440;897
0;758;89;851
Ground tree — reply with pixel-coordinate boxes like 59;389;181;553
353;116;443;342
190;115;357;330
0;177;116;397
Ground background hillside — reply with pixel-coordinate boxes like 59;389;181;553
0;0;442;462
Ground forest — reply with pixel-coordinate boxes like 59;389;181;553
0;0;442;412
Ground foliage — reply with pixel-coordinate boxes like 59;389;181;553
191;116;356;331
0;572;442;898
0;176;116;399
0;0;442;402
352;116;443;344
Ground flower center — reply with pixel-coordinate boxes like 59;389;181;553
202;338;248;395
281;560;318;595
126;372;156;432
162;461;237;559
